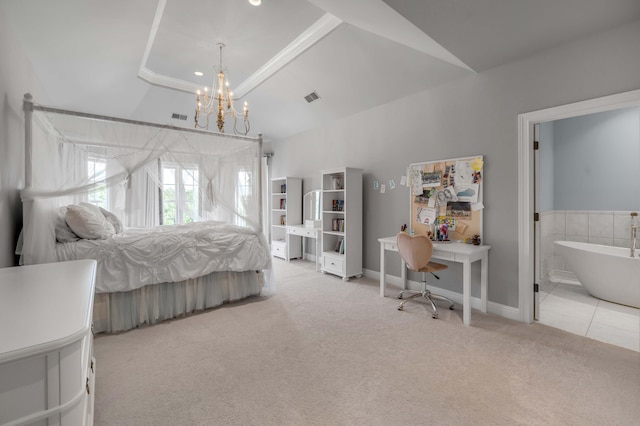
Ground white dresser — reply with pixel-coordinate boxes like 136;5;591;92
0;260;97;426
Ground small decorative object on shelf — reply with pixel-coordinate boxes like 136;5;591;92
470;234;481;245
332;177;344;190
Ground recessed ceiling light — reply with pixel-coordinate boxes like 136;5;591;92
249;0;261;6
194;71;203;76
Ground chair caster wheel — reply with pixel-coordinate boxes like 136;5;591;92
397;306;404;311
397;294;403;300
432;314;438;319
449;306;455;310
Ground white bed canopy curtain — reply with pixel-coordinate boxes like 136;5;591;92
19;94;273;294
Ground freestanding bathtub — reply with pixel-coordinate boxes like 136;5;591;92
554;241;640;308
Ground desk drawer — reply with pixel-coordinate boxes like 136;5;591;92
385;242;398;251
288;226;315;237
322;254;343;275
432;248;455;261
300;229;315;237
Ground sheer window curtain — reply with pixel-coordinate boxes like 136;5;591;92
20;108;271;280
261;154;270;242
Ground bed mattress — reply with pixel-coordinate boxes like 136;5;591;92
56;221;271;293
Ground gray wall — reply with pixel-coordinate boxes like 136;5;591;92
553;107;640;210
270;19;640;308
0;12;48;267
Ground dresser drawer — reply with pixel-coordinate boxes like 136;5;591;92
322;254;344;275
271;241;287;259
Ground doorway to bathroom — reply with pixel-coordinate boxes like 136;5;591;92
518;89;640;352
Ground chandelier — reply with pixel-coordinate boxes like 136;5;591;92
195;43;250;135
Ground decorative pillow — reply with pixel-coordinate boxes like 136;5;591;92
66;204;116;240
55;206;80;243
98;206;123;234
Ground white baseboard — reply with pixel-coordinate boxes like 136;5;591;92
363;268;520;322
303;253;317;263
549;269;580;285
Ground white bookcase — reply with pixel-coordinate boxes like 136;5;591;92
271;177;302;260
320;167;363;281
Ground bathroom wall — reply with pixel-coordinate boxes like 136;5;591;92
540;210;635;284
553;106;640;211
538;121;554;212
538;107;640;284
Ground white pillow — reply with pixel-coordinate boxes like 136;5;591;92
55;206;80;243
66;204;115;240
99;207;123;234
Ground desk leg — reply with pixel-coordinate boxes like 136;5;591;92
301;236;306;262
379;244;386;297
316;237;321;272
481;252;488;313
463;259;471;326
285;233;290;262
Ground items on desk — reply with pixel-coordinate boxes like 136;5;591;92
438;223;449;241
467;234;481;246
400;224;407;232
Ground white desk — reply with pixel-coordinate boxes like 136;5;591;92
378;236;490;326
287;225;322;271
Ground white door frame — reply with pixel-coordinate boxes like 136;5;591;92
517;89;640;323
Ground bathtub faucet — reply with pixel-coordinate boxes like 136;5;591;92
631;212;638;257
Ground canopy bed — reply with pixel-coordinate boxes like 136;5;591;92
19;94;273;333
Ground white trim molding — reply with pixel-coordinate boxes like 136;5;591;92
517;89;640;323
363;269;520;321
234;13;342;98
137;4;342;97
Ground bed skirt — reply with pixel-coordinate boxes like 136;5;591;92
93;270;262;333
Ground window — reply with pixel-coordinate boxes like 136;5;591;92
162;164;199;225
235;169;252;227
87;156;107;209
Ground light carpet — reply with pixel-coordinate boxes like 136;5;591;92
94;259;640;425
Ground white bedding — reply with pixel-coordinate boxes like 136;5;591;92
55;221;272;293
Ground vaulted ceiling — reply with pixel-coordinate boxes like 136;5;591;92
2;0;640;141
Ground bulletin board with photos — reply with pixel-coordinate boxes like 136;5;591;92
408;155;484;243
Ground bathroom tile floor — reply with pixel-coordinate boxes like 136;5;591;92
539;282;640;352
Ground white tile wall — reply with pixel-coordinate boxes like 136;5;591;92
540;210;638;282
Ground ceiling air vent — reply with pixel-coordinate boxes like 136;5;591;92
171;113;188;120
304;91;320;103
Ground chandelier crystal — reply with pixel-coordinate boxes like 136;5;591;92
195;43;250;135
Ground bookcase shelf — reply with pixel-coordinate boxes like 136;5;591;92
271;177;302;261
320;167;362;281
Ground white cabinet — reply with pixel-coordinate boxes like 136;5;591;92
271;177;302;260
320;167;363;281
0;260;97;426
